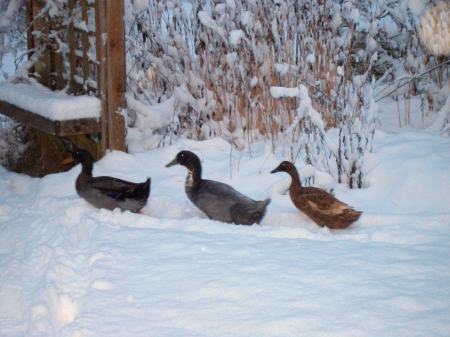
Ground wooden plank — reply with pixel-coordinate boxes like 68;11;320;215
68;0;78;93
50;16;65;90
56;118;101;136
81;0;90;89
95;0;109;153
0;100;55;134
26;1;35;75
105;0;126;151
0;100;101;136
32;0;51;87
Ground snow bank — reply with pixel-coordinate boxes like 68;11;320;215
0;81;100;120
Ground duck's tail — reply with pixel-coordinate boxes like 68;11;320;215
131;178;151;199
142;178;151;198
253;198;271;224
348;208;362;223
328;207;362;229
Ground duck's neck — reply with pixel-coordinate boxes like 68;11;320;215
81;160;93;176
287;167;302;190
185;157;202;188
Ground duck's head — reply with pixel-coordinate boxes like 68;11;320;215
61;139;94;167
270;161;296;174
72;149;95;165
166;150;201;172
271;161;301;186
66;148;95;175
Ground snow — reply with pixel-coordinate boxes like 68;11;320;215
274;63;299;76
225;52;238;68
427;95;450;132
306;53;315;64
229;29;245;46
0;53;16;81
197;11;226;42
0;1;20;30
240;11;252;27
126;93;175;130
1;125;450;337
367;35;377;52
132;0;148;13
225;0;236;10
407;0;426;16
349;8;360;23
270;86;300;99
0;81;100;121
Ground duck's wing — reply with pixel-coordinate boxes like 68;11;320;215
301;189;354;216
89;176;150;201
230;198;271;225
200;180;256;203
187;180;256;223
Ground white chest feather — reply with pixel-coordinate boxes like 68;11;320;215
185;170;194;187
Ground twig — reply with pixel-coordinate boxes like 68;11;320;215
375;60;450;102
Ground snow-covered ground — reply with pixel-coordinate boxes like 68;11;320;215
1;125;449;337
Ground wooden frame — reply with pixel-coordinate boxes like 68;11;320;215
0;0;126;153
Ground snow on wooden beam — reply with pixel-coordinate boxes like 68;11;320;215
0;82;101;136
0;100;100;136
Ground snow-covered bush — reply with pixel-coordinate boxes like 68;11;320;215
1;0;448;162
273;83;377;189
0;1;26;79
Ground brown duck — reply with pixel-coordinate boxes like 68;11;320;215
271;161;361;229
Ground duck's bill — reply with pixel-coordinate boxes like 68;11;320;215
62;153;75;166
270;167;279;174
165;157;178;167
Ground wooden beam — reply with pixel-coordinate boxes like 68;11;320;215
81;0;90;88
26;1;35;75
105;0;127;152
68;0;78;93
0;100;101;136
95;0;108;153
97;0;126;151
32;0;51;87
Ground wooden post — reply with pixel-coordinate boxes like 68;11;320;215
96;0;127;153
30;0;51;87
68;0;77;93
81;0;90;88
26;1;35;75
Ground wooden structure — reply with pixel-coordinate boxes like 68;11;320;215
0;0;126;159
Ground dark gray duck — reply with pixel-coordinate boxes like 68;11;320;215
166;151;270;225
72;149;150;213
